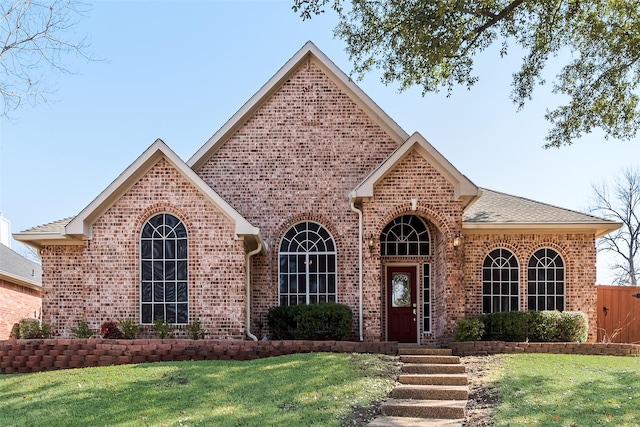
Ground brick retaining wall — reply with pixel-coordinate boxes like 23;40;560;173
451;341;640;357
0;339;399;374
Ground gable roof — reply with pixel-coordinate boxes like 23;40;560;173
349;132;479;207
0;244;42;291
463;188;621;238
15;140;264;251
187;41;409;172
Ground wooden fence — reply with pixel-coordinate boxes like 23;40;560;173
597;285;640;343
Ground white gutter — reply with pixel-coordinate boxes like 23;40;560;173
245;242;263;341
350;202;364;342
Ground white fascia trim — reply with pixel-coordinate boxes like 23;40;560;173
463;221;622;238
12;232;83;250
187;41;409;172
351;132;478;203
0;270;42;291
65;139;260;241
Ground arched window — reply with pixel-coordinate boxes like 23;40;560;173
528;248;565;311
279;221;337;306
380;215;430;256
140;213;188;324
482;248;519;313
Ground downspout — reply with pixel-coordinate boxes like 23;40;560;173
350;201;364;342
245;242;263;341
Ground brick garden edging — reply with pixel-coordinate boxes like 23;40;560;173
450;341;640;357
0;339;399;374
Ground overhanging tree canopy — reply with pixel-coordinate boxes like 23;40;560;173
294;0;640;148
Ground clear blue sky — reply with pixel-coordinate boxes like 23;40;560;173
0;1;636;283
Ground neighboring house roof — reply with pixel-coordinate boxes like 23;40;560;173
14;140;264;252
463;188;621;238
0;244;42;291
187;40;409;172
350;132;479;207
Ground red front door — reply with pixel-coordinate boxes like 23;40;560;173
387;266;417;343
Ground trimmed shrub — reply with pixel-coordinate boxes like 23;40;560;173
454;310;589;343
482;311;533;342
9;323;20;338
100;319;124;339
454;316;484;342
530;310;561;341
557;311;588;342
267;303;353;340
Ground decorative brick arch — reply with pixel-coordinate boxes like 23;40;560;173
133;204;194;239
374;202;452;239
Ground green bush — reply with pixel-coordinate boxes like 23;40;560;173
529;310;560;341
186;319;205;340
267;303;353;340
118;318;140;339
70;320;94;338
454;317;484;341
151;318;174;339
556;311;588;342
480;310;588;342
12;319;51;339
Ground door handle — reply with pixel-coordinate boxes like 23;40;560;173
412;308;416;315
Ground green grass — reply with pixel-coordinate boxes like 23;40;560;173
494;354;640;426
0;352;398;427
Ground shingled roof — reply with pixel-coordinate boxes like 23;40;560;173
20;217;73;234
0;244;42;290
463;188;620;238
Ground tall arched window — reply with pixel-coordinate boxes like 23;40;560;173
380;215;430;256
279;221;336;306
140;213;188;324
528;248;565;311
482;248;519;313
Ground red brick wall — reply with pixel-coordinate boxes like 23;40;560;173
40;158;247;339
196;59;401;338
461;232;598;341
0;280;42;339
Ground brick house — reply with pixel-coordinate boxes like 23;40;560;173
14;42;619;345
0;242;43;339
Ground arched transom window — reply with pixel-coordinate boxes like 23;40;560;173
528;248;565;311
140;213;188;324
279;221;337;306
380;215;430;256
482;248;519;313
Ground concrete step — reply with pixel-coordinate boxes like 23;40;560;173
398;347;453;356
398;374;468;386
381;399;467;419
402;363;466;375
391;385;469;400
400;355;461;365
368;416;464;426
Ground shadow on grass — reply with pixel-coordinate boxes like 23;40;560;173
0;353;392;427
495;355;640;427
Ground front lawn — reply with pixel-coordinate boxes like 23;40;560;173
0;352;399;427
494;353;640;426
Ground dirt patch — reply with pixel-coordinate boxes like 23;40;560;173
461;355;503;427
